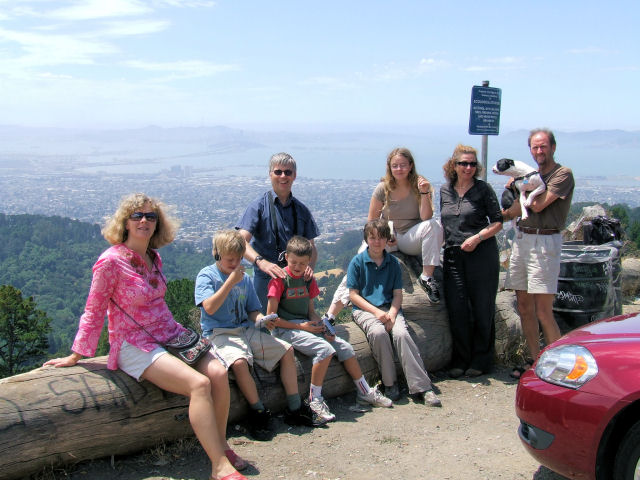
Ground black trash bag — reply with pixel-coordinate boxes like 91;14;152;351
584;216;624;245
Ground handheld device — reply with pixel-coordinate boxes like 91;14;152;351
388;220;395;242
255;313;278;329
322;316;336;336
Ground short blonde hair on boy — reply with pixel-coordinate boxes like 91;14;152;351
286;235;313;258
213;229;246;258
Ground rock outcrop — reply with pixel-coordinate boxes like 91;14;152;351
622;257;640;299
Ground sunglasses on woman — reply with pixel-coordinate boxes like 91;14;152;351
129;211;158;222
456;161;478;168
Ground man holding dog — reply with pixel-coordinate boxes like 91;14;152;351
502;129;574;378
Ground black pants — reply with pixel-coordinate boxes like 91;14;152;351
443;239;499;373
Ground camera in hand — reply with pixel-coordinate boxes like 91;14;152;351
322;316;336;336
255;313;278;329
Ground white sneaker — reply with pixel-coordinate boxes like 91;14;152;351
357;385;393;408
309;397;336;423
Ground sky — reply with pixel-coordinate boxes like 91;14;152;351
1;0;639;132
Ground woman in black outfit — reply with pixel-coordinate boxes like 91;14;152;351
440;145;503;377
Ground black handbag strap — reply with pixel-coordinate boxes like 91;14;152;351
109;250;167;345
110;298;163;345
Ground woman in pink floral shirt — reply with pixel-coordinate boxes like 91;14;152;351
44;193;247;480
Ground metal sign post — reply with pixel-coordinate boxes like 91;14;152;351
469;80;501;181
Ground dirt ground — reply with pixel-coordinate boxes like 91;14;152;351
39;366;567;480
37;302;640;480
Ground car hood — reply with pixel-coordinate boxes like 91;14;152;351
556;312;640;345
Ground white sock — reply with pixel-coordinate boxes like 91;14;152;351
354;375;372;395
310;383;323;401
420;273;431;281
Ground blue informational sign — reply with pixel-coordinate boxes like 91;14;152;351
469;86;501;135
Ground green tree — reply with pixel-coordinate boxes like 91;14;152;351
0;285;51;378
629;221;640;251
165;278;199;329
610;204;630;229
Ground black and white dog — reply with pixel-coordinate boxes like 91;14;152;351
492;158;545;220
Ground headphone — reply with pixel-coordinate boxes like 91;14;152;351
213;237;220;261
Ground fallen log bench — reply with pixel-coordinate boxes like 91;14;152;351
0;253;451;480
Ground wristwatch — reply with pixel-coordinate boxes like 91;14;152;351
254;255;264;267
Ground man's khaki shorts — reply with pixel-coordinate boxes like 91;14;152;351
505;232;562;294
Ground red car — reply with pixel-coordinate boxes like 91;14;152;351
515;311;640;480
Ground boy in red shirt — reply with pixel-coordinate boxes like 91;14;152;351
267;236;391;425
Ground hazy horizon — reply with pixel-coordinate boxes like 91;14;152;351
1;124;639;182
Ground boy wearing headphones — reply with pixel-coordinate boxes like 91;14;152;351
195;230;322;441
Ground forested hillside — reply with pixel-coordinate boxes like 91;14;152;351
2;202;637;360
0;214;212;354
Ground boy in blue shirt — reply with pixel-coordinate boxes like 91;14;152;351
347;219;441;407
195;230;322;441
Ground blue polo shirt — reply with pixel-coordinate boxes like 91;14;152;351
194;264;262;335
235;190;319;264
347;249;403;310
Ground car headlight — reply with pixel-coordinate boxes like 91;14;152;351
535;345;598;389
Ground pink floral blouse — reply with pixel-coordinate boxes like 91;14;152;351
72;243;187;370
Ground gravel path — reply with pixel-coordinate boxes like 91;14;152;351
54;366;568;480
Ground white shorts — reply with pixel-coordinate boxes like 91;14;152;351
505;232;562;294
118;340;168;381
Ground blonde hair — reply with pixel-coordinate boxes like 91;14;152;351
442;144;483;185
381;147;432;212
102;193;179;248
213;229;246;257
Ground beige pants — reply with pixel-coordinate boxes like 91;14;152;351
352;308;432;394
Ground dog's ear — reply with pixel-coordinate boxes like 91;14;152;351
496;158;514;172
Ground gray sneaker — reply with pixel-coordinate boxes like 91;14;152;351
384;383;400;401
309;397;336;423
357;385;393;408
418;276;440;304
410;389;442;407
424;390;442;407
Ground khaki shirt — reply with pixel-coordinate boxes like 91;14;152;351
373;182;421;234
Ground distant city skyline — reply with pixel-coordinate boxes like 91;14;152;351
1;124;640;180
1;1;639;131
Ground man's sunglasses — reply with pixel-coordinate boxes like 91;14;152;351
456;161;478;168
272;169;294;176
129;211;158;222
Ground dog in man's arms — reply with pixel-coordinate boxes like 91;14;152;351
492;158;545;220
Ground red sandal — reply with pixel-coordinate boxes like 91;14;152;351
216;472;248;480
